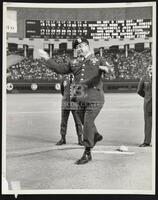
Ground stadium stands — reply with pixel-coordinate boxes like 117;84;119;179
6;7;152;93
7;57;62;82
7;48;151;82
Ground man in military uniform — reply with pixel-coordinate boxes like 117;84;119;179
137;65;152;147
57;73;83;146
38;37;113;164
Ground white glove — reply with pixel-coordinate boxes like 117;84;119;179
99;65;114;73
38;49;50;60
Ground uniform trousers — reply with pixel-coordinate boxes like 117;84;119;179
144;102;152;144
77;102;103;148
60;107;82;137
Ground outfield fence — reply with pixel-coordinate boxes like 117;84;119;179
6;81;139;93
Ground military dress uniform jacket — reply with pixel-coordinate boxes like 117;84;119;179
46;54;105;105
137;74;152;114
60;75;78;110
60;75;83;137
61;75;72;101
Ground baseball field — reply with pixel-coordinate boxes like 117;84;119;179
4;93;154;194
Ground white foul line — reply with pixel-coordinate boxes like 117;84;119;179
92;150;135;155
7;145;135;157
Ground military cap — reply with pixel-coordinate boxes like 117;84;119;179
72;37;89;49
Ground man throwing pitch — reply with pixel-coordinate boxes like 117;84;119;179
39;37;113;165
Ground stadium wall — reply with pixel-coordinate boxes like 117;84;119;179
6;81;139;94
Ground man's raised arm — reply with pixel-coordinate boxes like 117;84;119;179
38;49;71;74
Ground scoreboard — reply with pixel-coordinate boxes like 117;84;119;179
25;19;152;40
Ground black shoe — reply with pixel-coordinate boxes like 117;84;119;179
78;140;84;146
139;143;150;147
78;135;84;146
75;151;92;165
56;138;66;145
94;133;103;146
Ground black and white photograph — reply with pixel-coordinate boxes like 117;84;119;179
2;1;156;196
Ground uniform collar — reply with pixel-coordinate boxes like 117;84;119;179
84;52;92;59
84;53;94;62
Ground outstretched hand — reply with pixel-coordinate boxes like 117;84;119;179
99;65;114;73
38;49;50;60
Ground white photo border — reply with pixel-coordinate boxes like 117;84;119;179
2;1;157;195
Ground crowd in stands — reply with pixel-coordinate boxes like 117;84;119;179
100;48;152;81
7;48;152;82
7;57;62;81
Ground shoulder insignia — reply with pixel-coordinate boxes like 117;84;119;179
91;57;98;65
